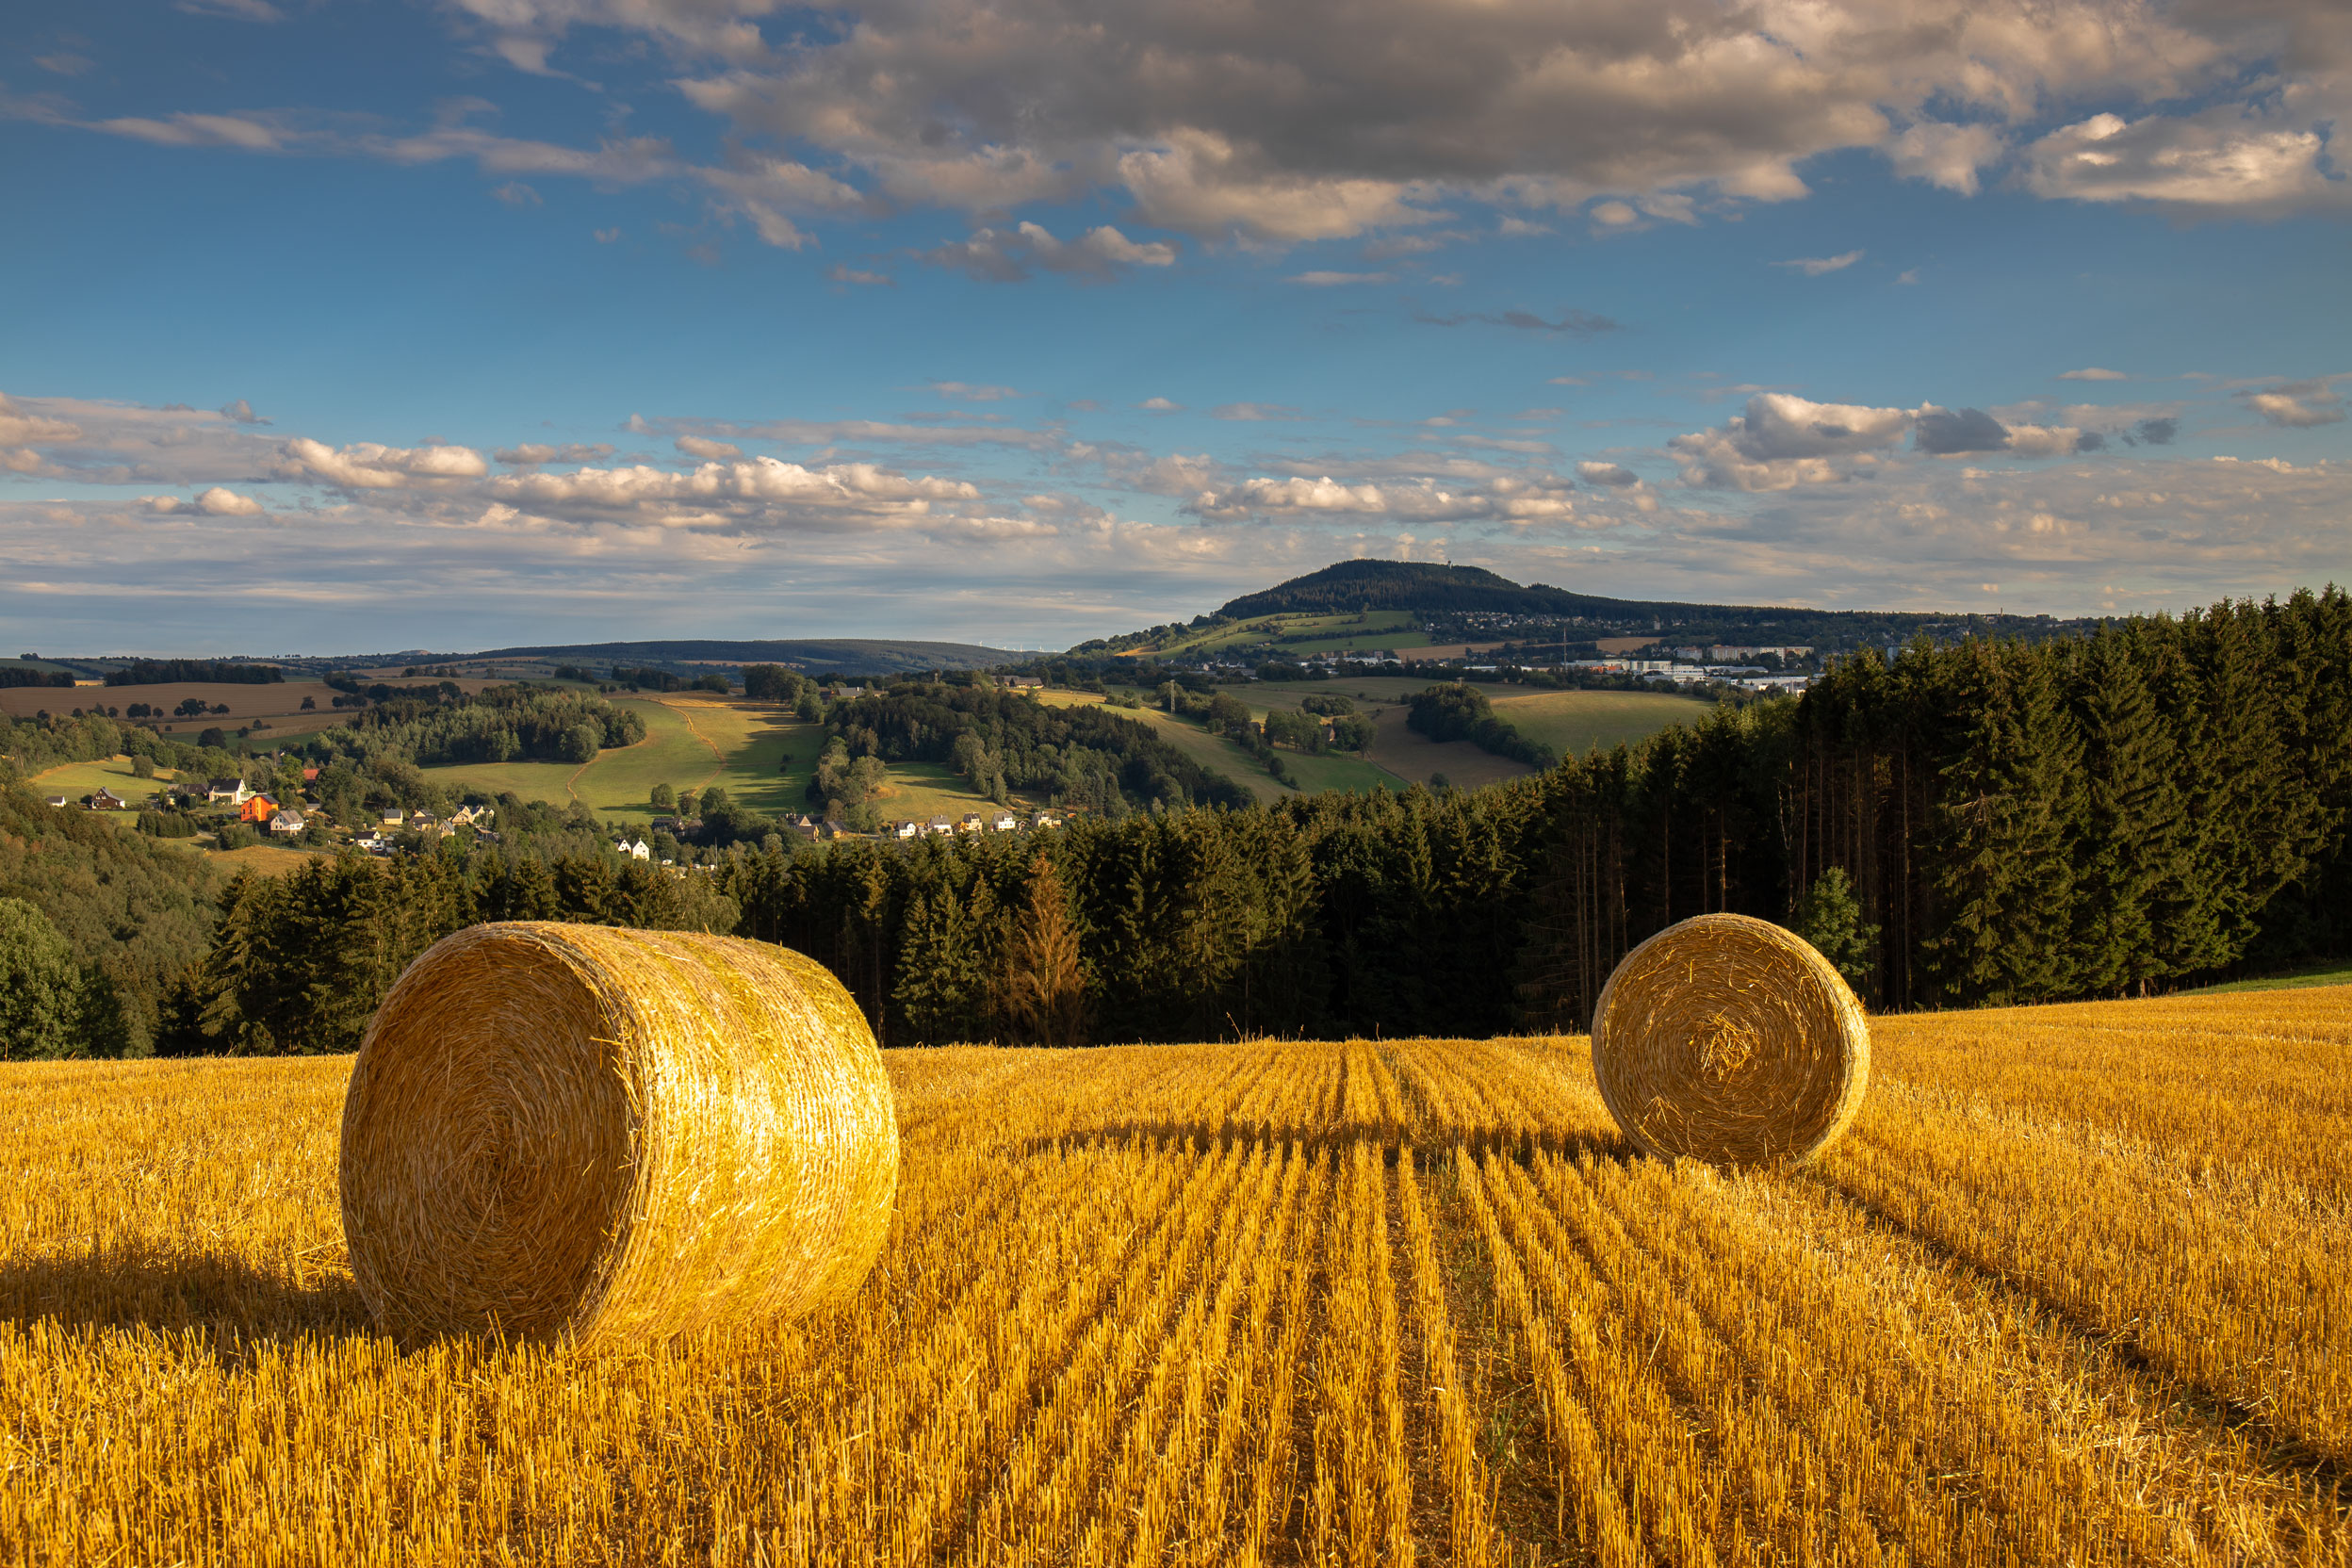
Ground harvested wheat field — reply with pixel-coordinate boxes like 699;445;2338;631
3;988;2349;1566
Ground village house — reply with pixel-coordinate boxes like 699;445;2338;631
380;808;405;827
89;787;127;810
957;812;984;834
890;819;921;839
206;777;252;806
925;815;955;836
1031;810;1064;830
269;808;305;838
991;811;1019;832
237;793;276;824
43;794;69;808
612;837;650;860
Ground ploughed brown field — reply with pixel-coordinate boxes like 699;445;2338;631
0;678;507;732
3;988;2347;1565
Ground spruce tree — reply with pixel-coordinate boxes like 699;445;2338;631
1004;855;1088;1048
1791;867;1877;995
2069;629;2191;995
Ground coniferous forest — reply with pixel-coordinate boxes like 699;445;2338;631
5;590;2346;1057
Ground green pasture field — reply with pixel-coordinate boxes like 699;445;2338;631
28;755;183;802
1144;610;1419;659
1483;689;1711;759
2180;965;2352;995
871;761;1005;823
1050;691;1402;801
423;697;827;822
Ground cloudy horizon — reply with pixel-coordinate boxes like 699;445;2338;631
6;0;2348;654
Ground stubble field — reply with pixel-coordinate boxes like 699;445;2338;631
2;988;2347;1566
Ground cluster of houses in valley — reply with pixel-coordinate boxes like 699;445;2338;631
42;766;500;856
616;807;1067;864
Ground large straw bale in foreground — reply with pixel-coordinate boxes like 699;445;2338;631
340;922;898;1347
1591;913;1870;1168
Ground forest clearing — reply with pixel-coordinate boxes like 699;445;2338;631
4;986;2346;1566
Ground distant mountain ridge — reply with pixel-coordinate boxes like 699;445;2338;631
463;638;1013;676
1216;560;1788;622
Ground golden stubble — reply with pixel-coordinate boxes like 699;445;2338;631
2;988;2347;1566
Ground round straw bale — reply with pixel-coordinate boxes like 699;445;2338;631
339;922;898;1347
1590;913;1869;1168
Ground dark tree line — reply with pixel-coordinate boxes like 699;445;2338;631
1407;683;1556;767
1515;589;2352;1022
823;683;1255;814
104;660;284;686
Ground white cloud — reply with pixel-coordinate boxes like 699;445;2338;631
1671;392;1916;490
139;487;268;516
275;438;489;488
1577;462;1642;487
2059;368;2128;381
2242;379;2346;428
1773;250;1864;275
675;435;743;460
1210;403;1304;422
917;221;1177;282
1140;398;1182;413
490;181;542;207
2022;108;2351;218
1886;121;2003;195
825;264;892;286
1287;270;1395;286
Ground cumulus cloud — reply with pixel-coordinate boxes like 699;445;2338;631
490;181;543;206
1140;397;1182;413
487;455;982;528
917;221;1178;282
1913;406;2015;455
139;487;268;516
218;399;270;424
1189;468;1592;525
2242;379;2346;429
2060;368;2127;382
825;264;892;286
1288;270;1394;286
1886;121;2003;195
675;434;743;460
1671;390;2164;487
2023;106;2352;219
1670;392;1914;490
275;438;489;488
1773;251;1864;275
1576;461;1642;487
1211;403;1304;422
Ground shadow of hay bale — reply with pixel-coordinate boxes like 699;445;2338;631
0;1247;374;1343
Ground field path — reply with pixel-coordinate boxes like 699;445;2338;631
657;698;729;787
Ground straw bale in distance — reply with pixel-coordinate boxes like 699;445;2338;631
340;922;898;1347
1590;913;1870;1168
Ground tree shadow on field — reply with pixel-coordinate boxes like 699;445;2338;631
0;1247;377;1348
1021;1118;1634;1168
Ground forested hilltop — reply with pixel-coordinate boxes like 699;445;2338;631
4;589;2346;1059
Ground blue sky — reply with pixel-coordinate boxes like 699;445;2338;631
4;0;2348;654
